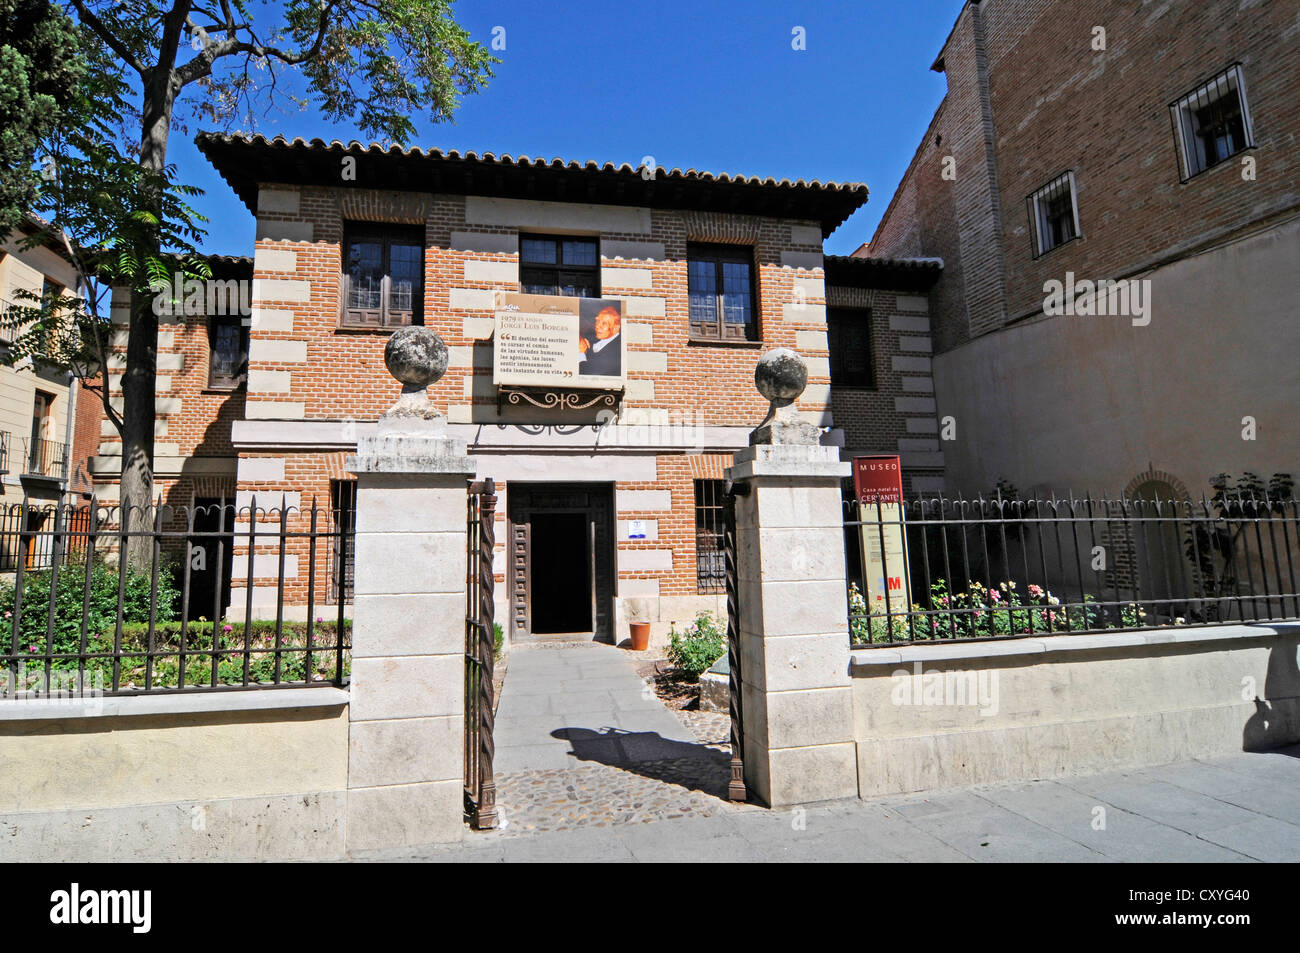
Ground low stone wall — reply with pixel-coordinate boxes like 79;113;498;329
0;689;350;861
850;623;1300;797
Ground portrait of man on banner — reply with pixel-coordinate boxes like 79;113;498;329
578;300;623;377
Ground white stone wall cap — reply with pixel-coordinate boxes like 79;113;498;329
849;621;1300;670
0;687;349;721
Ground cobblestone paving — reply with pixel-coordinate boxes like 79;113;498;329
488;643;750;836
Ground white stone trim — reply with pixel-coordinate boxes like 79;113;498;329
894;396;937;414
449;288;495;311
783;303;827;323
795;330;829;351
248;369;292;393
889;315;930;333
0;687;347;721
463;260;518;284
624;379;655;400
258;189;301;214
898;335;933;353
157;353;185;371
895;294;929;314
252;279;311;303
622;296;665;317
789;224;823;246
901;376;935;393
254;249;298;273
250;308;295;332
892;355;933;373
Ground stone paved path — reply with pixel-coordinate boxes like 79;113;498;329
490;642;741;835
365;745;1300;862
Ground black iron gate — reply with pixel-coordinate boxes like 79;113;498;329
465;479;499;830
723;480;748;802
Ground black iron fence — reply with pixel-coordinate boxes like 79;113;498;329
0;498;353;696
846;494;1300;648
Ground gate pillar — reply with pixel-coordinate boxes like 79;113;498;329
724;349;857;807
344;329;476;853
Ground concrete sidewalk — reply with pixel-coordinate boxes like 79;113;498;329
369;745;1300;862
492;642;705;774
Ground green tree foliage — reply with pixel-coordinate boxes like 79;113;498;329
0;0;83;232
4;0;494;558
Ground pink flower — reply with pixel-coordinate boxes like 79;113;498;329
316;617;323;623
1028;584;1044;598
27;644;39;653
989;590;1001;603
222;624;233;633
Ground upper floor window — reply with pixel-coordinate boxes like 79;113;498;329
519;235;600;297
341;225;424;328
688;243;757;342
1170;64;1254;181
208;314;248;391
1027;171;1081;258
827;308;874;389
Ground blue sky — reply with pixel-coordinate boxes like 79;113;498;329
172;0;959;256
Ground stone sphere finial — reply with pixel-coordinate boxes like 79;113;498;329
385;326;448;390
755;347;808;405
381;326;448;424
750;347;819;446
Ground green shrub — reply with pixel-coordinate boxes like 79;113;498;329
493;622;504;660
0;555;179;660
665;612;726;681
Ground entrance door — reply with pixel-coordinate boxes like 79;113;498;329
507;483;614;642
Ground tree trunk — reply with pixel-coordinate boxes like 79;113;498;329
120;60;179;567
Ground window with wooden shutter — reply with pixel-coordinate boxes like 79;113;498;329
519;234;600;297
687;243;757;342
827;308;874;389
341;226;424;328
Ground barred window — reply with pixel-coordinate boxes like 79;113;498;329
208;315;248;390
330;479;356;603
1170;64;1254;181
1027;171;1081;258
827;308;874;388
694;479;727;593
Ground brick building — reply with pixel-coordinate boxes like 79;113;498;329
867;0;1300;503
90;134;942;645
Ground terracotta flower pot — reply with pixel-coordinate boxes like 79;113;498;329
628;621;651;651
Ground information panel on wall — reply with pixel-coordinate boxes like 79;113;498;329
853;455;912;614
493;292;626;389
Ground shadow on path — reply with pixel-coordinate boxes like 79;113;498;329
552;726;732;799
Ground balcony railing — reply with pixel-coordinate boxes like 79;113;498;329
24;438;68;480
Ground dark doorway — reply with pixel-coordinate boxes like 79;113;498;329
507;483;615;642
530;511;592;633
189;498;235;621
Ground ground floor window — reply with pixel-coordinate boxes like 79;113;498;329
694;479;726;593
330;479;357;603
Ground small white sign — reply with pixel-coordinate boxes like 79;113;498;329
627;520;647;540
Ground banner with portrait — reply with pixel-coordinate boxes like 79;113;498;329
493;292;626;389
